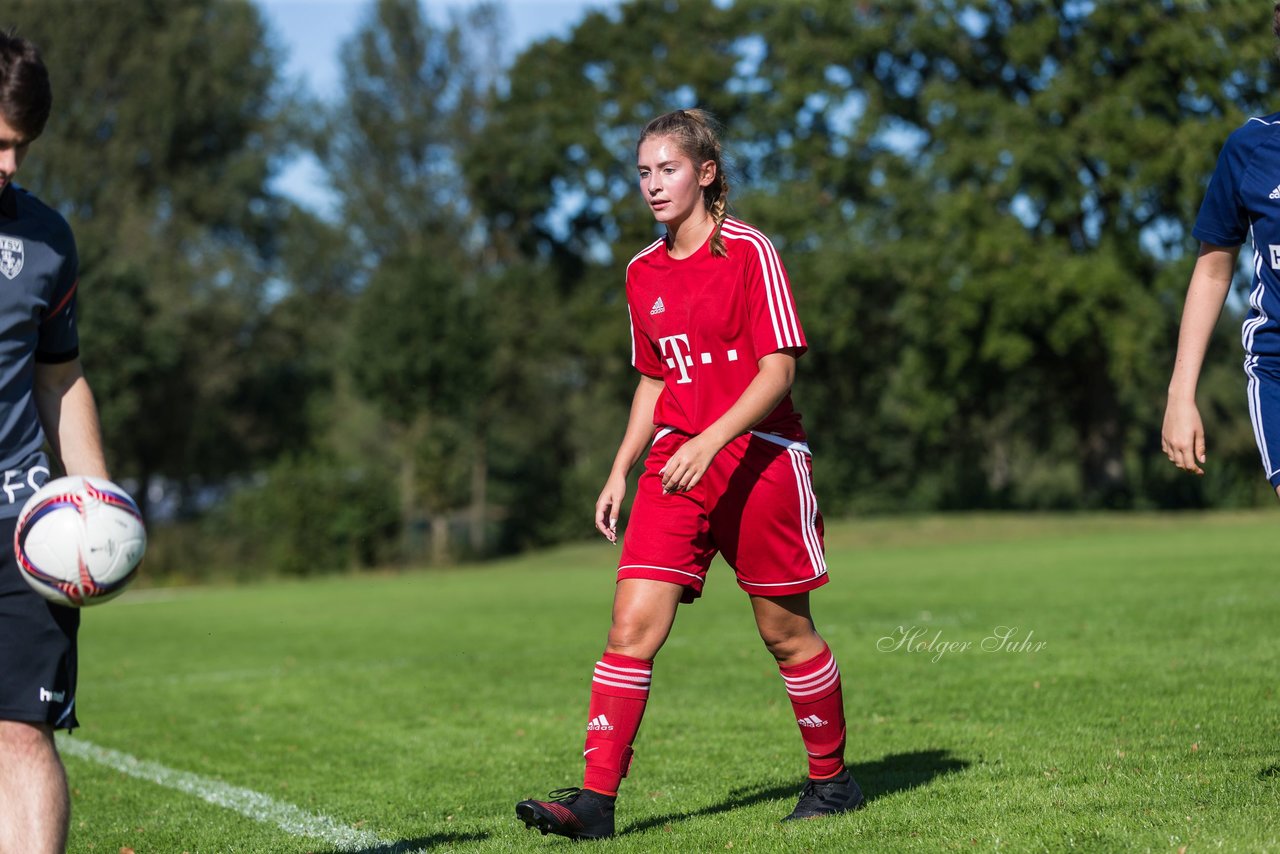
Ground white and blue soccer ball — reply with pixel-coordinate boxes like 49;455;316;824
15;475;146;607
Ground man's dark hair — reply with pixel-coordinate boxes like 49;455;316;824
0;30;51;140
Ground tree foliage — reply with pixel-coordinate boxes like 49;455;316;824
5;0;307;513
321;0;579;561
470;0;1280;514
318;0;500;262
5;1;1278;577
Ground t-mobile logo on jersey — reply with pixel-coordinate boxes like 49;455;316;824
659;334;695;384
658;334;741;384
1270;244;1280;270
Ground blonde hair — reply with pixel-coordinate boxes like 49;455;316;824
637;109;730;258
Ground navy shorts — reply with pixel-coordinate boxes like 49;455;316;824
0;514;79;730
1245;356;1280;489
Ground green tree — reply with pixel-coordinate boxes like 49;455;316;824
472;0;1280;512
322;0;518;561
764;0;1277;508
465;0;752;543
7;0;305;513
319;0;500;261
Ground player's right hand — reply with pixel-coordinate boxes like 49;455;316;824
1161;398;1206;476
595;474;628;543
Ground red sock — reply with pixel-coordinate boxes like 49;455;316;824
779;643;847;779
582;652;652;796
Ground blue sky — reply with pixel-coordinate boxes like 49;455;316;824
255;0;622;211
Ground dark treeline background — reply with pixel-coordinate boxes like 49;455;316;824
6;0;1276;579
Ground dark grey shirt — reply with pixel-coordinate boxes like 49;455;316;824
0;183;80;518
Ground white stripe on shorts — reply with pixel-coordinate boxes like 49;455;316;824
617;564;703;583
1245;356;1280;478
751;430;811;455
786;448;826;576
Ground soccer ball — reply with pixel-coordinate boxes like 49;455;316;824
15;475;147;607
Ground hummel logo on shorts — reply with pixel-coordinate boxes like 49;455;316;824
797;714;827;728
650;297;665;315
587;714;615;731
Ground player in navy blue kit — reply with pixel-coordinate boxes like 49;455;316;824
1163;6;1280;495
0;30;112;853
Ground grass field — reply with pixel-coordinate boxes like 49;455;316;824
60;511;1280;853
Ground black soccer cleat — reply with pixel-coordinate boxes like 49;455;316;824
516;787;616;840
782;769;866;821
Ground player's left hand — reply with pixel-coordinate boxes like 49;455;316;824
1161;397;1206;476
659;435;720;494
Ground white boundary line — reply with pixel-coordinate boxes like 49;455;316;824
58;736;389;851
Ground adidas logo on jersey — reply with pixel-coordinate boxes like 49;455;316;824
650;297;665;315
587;714;615;731
1271;184;1280;200
797;714;828;728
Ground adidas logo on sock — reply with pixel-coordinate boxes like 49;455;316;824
1271;184;1280;200
650;297;665;315
797;714;828;728
587;714;615;731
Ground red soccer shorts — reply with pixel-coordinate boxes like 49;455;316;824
617;430;828;602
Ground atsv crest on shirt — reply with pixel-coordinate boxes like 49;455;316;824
0;237;22;281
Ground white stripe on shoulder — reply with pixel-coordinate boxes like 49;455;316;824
721;220;788;343
626;237;666;273
1246;116;1280;127
720;219;803;348
627;304;637;368
626;239;665;370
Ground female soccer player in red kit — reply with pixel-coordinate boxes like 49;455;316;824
516;109;863;840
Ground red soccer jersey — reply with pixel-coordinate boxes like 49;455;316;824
626;217;808;441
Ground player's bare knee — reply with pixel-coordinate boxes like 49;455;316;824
759;633;800;662
0;720;55;758
758;623;823;664
604;639;662;659
604;623;663;659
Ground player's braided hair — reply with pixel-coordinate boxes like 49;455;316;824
637;109;731;258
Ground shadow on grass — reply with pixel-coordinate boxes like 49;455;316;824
854;748;971;801
346;832;489;853
625;748;969;836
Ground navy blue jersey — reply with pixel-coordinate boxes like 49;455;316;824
1193;112;1280;357
0;183;80;518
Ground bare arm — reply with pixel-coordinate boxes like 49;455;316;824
1162;243;1239;475
33;358;109;479
596;374;664;541
658;348;799;494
